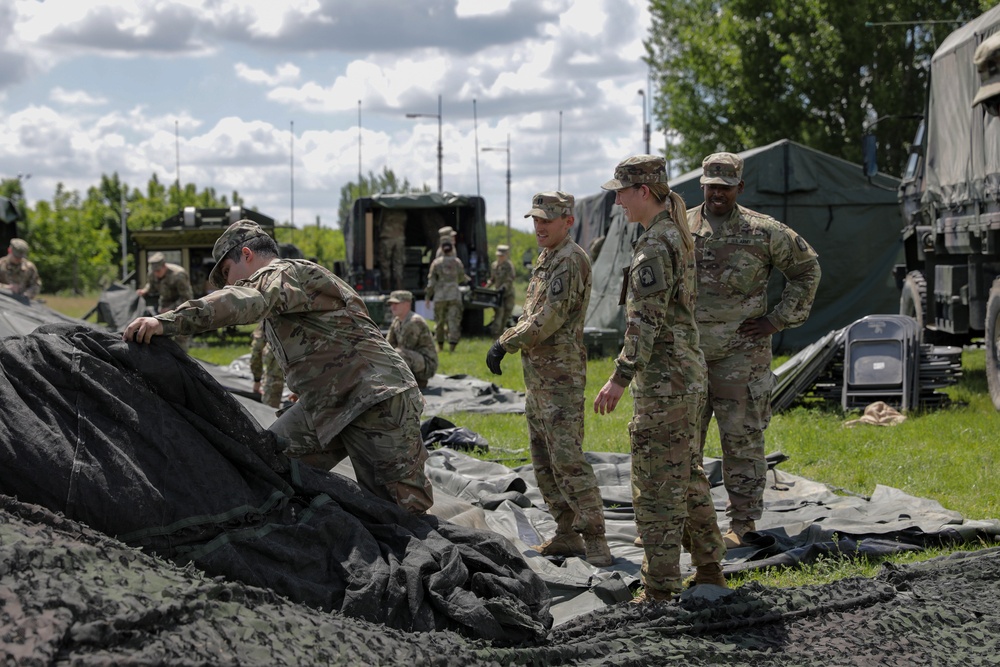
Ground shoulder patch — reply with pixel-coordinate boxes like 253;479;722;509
631;256;668;297
550;275;565;297
796;236;809;252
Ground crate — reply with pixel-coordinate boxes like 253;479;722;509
584;327;622;359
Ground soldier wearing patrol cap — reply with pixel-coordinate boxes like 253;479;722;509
425;230;468;351
487;244;516;336
593;155;726;603
688;152;820;549
974;31;1000;115
137;251;194;350
0;238;42;299
487;191;612;568
386;289;438;389
122;220;433;516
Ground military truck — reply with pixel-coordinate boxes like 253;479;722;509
865;6;1000;408
343;192;499;332
131;206;302;298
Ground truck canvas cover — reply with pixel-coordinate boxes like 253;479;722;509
924;4;1000;209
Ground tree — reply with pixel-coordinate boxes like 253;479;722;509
646;0;993;176
336;167;426;230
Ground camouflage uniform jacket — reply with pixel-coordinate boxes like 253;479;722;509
611;211;706;397
249;322;283;383
687;204;821;361
488;258;516;296
0;256;42;298
156;258;417;443
426;255;465;302
144;263;194;313
500;236;591;389
387;311;438;375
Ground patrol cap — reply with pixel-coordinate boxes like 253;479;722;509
524;191;574;219
148;251;166;267
8;238;29;258
209;220;270;288
973;32;1000;107
386;289;413;304
495;244;510;255
601;154;669;190
438;225;456;238
700;152;743;186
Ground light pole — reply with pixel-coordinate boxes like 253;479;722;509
406;94;443;192
637;89;650;154
482;133;511;247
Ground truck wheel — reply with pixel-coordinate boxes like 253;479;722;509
985;279;1000;411
900;270;928;341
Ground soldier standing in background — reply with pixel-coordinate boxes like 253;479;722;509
123;220;433;515
137;252;194;351
250;322;285;408
487;191;612;568
386;289;438;389
425;233;467;352
0;238;42;299
594;155;726;603
379;210;407;291
688;152;820;548
487;244;516;336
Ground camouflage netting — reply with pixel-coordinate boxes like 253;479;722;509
3;496;1000;665
0;324;550;644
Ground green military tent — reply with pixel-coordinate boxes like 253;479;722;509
579;139;904;351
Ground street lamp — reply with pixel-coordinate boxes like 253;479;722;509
637;89;651;154
405;94;443;192
482;134;511;247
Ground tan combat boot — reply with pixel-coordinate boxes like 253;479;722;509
534;532;585;557
723;519;756;548
685;562;727;588
630;587;672;605
583;534;613;567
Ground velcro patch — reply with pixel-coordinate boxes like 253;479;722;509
632;257;668;297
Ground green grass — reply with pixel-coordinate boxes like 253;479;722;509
44;291;1000;589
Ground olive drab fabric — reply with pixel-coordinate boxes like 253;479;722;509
499;235;605;539
379;210;407;290
611;209;724;596
387;310;438;385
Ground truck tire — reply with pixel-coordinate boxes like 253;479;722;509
985;278;1000;411
900;270;928;342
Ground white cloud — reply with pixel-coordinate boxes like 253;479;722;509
49;87;107;106
234;62;302;87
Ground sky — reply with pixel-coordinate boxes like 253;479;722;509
0;0;660;233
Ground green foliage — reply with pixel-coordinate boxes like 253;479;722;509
484;221;539;286
646;0;993;176
336;167;426;231
274;224;346;267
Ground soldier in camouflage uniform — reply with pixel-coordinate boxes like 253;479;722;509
486;191;612;568
250;322;285;408
386;289;438;389
0;238;42;299
123;221;433;515
137;252;194;351
487;244;516;336
378;210;407;291
688;152;821;548
425;236;467;351
594;155;726;603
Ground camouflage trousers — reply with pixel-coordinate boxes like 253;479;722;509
433;299;463;346
397;347;436;386
700;344;774;523
525;384;605;537
270;387;433;515
631;393;725;596
379;236;405;291
490;292;516;337
259;375;284;409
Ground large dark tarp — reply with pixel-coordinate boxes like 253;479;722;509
583;140;905;351
0;323;551;643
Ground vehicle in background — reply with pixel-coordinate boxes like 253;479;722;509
343;192;499;332
864;6;1000;408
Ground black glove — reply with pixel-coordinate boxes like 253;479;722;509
486;340;507;375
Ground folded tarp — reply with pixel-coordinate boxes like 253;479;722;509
0;323;551;643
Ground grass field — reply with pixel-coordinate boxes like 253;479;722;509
48;291;1000;588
